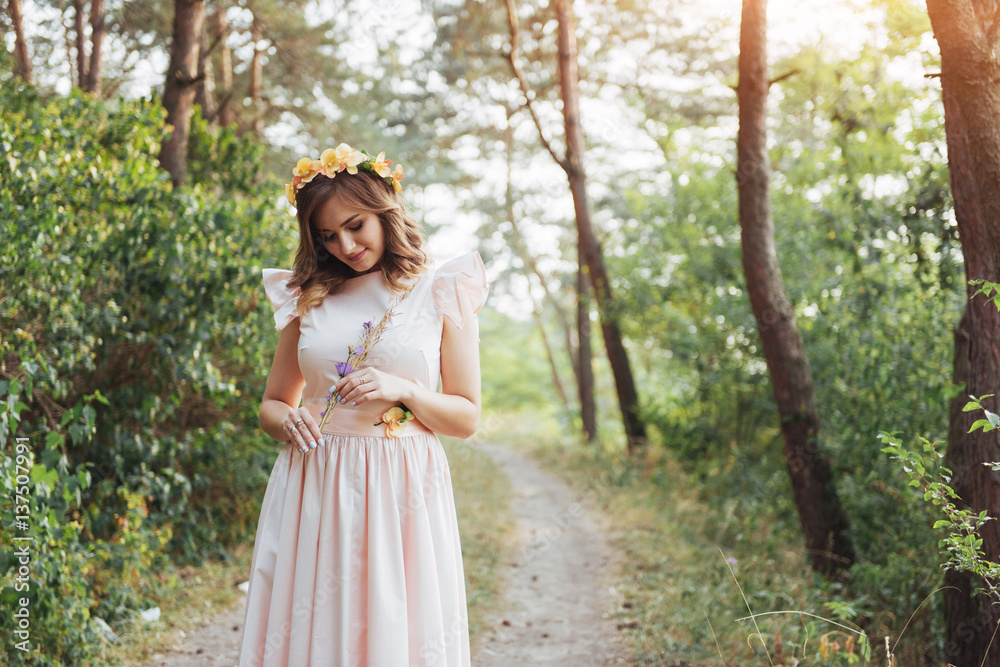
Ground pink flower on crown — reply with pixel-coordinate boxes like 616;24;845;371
370;152;393;178
391;164;404;192
335;143;366;175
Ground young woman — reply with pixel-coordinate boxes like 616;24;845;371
238;144;488;666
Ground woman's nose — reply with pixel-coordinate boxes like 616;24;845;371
340;235;355;253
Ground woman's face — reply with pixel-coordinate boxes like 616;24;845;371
314;195;385;274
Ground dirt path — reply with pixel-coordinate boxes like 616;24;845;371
473;441;629;666
141;597;246;666
142;442;628;666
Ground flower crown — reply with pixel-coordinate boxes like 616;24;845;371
284;142;405;207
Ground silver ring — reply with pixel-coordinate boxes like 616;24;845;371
361;375;368;385
294;419;305;427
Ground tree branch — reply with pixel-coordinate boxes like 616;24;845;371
503;0;568;172
768;68;800;86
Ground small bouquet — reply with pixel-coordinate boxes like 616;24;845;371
317;285;414;434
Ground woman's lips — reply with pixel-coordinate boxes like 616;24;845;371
347;249;366;262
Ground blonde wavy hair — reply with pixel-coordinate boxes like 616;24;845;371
286;169;429;316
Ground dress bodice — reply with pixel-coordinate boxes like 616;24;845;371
261;252;488;435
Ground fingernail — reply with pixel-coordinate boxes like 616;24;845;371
333;394;339;402
350;401;356;406
340;397;346;404
319;436;326;447
300;446;307;453
309;441;316;450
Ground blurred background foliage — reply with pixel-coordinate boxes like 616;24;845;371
0;0;969;663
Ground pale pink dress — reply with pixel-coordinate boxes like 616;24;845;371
238;251;489;667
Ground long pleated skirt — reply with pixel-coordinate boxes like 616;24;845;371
237;408;471;667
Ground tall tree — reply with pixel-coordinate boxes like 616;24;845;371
925;1;1000;661
736;0;854;575
249;10;263;138
506;0;647;452
73;0;87;87
6;0;33;83
159;0;206;186
85;0;105;94
213;8;235;127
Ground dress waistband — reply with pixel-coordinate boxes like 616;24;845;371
300;401;435;439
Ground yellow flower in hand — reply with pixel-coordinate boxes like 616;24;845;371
377;406;411;437
382;407;405;423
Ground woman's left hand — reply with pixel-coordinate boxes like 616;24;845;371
333;367;414;407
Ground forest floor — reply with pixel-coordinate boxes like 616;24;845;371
134;439;631;666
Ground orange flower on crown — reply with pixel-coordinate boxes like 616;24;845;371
391;164;404;193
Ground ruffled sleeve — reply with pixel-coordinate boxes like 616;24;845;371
432;251;490;330
262;268;302;331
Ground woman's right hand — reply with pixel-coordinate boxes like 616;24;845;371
284;407;324;453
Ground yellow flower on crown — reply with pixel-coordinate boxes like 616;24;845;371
335;143;366;174
319;148;340;177
283;142;406;210
370;152;393;178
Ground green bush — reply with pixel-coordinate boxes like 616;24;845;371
0;77;292;664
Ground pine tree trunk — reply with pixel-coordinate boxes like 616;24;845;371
555;0;646;452
929;10;1000;655
250;12;264;138
73;0;87;89
215;9;235;127
736;0;854;576
194;15;211;117
6;0;33;83
159;0;206;187
85;0;104;95
577;250;597;442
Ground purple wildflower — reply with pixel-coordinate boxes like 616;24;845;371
726;557;738;565
335;361;355;376
320;410;326;417
355;345;364;355
363;320;372;330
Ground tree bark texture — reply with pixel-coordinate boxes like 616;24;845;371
250;12;264;138
85;0;104;95
6;0;33;83
73;0;87;89
215;9;236;127
159;0;206;187
930;11;1000;655
554;0;646;452
577;247;597;441
736;0;855;576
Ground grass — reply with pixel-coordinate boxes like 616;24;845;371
478;410;865;666
98;544;255;665
103;436;513;664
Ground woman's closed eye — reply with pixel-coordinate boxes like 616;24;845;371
322;224;362;242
